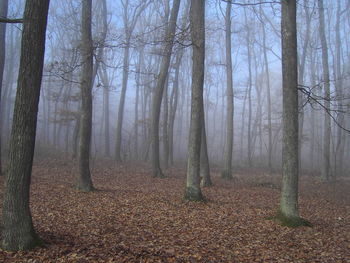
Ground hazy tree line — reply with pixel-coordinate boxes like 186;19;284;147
2;0;350;175
0;0;349;250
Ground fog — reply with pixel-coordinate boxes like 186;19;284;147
2;0;350;175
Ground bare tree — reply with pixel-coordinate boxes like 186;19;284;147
317;0;331;181
278;0;310;227
150;0;181;178
115;0;149;162
1;0;50;250
184;0;205;201
76;0;94;192
221;0;234;180
200;113;212;187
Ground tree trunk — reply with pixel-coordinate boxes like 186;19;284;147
200;113;212;187
150;0;180;178
244;10;253;167
115;42;130;162
168;50;182;165
0;0;8;176
221;0;234;180
76;0;94;192
318;0;331;181
2;0;50;251
279;0;306;226
185;0;205;201
162;77;169;168
261;12;272;171
334;1;345;177
297;0;311;173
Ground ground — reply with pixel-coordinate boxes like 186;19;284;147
0;159;349;262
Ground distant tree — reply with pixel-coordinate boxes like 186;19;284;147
184;0;205;201
0;0;8;176
200;113;212;187
150;0;181;178
221;0;234;180
1;0;50;250
317;0;331;181
115;0;150;162
278;0;310;227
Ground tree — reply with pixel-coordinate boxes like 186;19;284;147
317;0;331;181
76;0;94;192
1;0;50;250
278;0;310;227
184;0;205;201
115;0;149;162
150;0;181;178
221;0;234;180
0;0;8;176
260;5;273;171
200;113;212;187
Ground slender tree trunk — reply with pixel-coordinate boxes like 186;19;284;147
150;0;180;178
76;0;94;192
168;50;182;165
222;0;234;180
134;45;144;160
162;77;169;168
244;10;253;167
200;113;212;187
99;0;110;157
99;67;110;157
318;0;331;181
297;0;311;173
261;17;272;170
115;43;130;162
72;113;80;159
279;0;308;226
185;0;205;201
2;0;50;250
0;0;8;176
334;1;345;177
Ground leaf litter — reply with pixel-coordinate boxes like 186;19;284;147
0;159;349;262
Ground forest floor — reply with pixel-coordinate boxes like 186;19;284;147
0;158;349;263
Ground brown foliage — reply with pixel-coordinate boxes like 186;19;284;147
0;160;349;262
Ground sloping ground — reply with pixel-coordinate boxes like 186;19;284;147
0;159;349;262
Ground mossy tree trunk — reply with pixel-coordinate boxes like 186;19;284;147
185;0;205;201
1;0;50;251
77;0;94;192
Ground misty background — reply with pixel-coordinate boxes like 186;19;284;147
2;0;350;175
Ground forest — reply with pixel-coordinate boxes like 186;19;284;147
0;0;349;262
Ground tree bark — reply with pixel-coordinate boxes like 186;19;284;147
0;0;8;176
76;0;94;192
2;0;50;251
184;0;205;201
150;0;181;178
318;0;331;181
279;0;302;222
